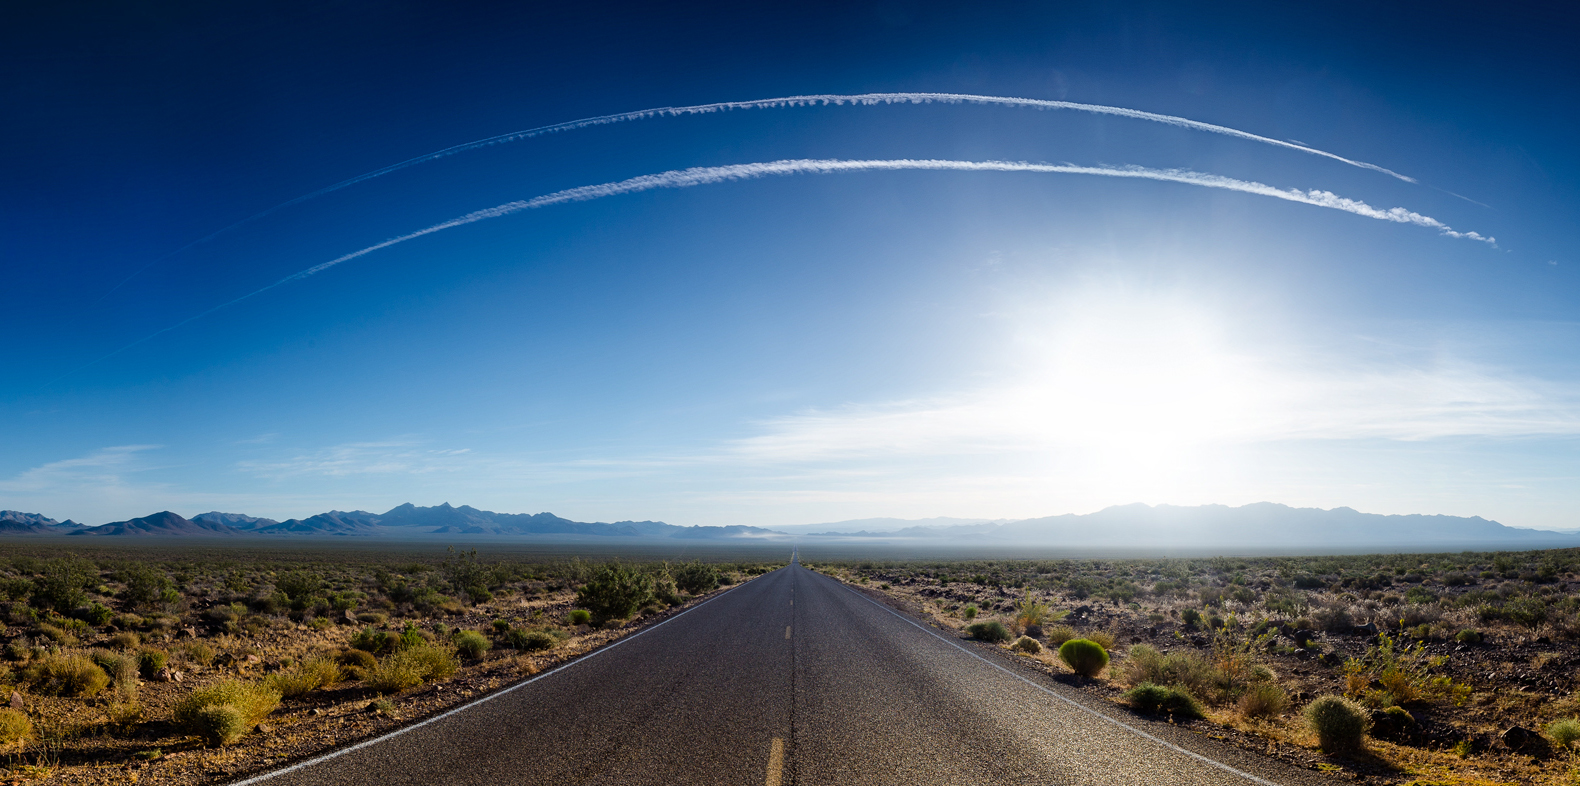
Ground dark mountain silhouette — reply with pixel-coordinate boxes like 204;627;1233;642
78;511;243;537
251;511;383;537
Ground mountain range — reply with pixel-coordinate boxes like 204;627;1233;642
1;503;1575;551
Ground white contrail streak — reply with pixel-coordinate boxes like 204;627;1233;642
63;158;1488;381
96;92;1418;302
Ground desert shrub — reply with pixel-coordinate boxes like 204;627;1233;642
109;631;141;650
0;708;33;753
349;626;400;655
180;640;216;666
567;609;591;625
962;605;978;621
336;648;376;680
308;616;332;630
506;629;558;652
1238;682;1289;718
34;622;77;646
26;652;110;697
364;645;457;693
1086;630;1117;650
454;630;490;659
491;619;511;633
174;679;281;742
89;649;138;686
1010;636;1042;654
192;705;247;747
265;656;341;698
77;602;114;626
137;649;167;679
1305;695;1369;752
1123;682;1204;719
1455;629;1483;645
673;562;721;595
965;621;1011;643
1119;645;1217;699
3;640;28;662
1059;639;1109;677
1548;718;1580;750
1044;624;1077;645
356;612;389;625
117;564;174;609
576;562;654;623
31;558;95;615
1311;605;1354;632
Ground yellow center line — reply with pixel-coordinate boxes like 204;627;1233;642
765;737;785;786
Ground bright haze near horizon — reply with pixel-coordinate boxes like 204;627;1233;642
3;2;1577;530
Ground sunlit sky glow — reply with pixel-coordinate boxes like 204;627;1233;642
3;2;1577;528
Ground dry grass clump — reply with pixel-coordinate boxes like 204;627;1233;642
364;645;457;694
173;679;281;746
1010;635;1042;654
24;652;110;697
108;631;140;650
1044;624;1077;645
179;640;216;667
0;708;32;753
265;656;342;698
1237;682;1290;719
1305;694;1369;752
453;630;490;659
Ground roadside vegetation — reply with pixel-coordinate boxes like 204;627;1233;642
0;544;776;784
818;547;1580;784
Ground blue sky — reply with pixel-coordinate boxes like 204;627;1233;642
4;1;1578;528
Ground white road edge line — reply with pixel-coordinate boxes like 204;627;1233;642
227;573;763;785
823;570;1284;786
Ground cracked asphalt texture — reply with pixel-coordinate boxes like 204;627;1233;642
240;562;1339;785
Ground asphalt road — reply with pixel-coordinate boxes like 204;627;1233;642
237;561;1338;786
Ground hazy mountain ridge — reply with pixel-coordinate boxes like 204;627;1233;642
0;510;87;535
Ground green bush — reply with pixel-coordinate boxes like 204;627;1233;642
673;561;721;595
576;562;654;623
1058;638;1109;677
25;652;110;697
192;704;248;747
1238;682;1289;718
1304;694;1369;752
1010;636;1042;654
962;605;978;621
1123;682;1204;719
567;609;591;625
506;629;559;652
265;656;341;698
349;626;401;655
0;708;33;752
1549;718;1580;750
965;621;1011;643
137;649;167;679
31;558;95;615
78;602;114;626
1455;629;1483;645
453;630;490;659
1118;644;1218;702
174;680;281;741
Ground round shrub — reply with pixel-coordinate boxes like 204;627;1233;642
962;605;978;621
108;631;141;650
363;645;457;694
174;679;281;746
1011;636;1042;654
264;656;341;698
506;629;559;652
567;609;591;626
1455;629;1483;645
1123;682;1204;719
137;649;167;679
192;704;247;747
1058;638;1109;677
576;562;654;623
1549;718;1580;750
965;621;1011;643
0;708;33;753
1304;694;1369;752
454;630;490;659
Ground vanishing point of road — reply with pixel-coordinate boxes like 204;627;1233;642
235;559;1339;786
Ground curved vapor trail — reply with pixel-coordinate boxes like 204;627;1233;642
95;92;1416;302
64;158;1487;381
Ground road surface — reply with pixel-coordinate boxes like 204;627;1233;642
236;560;1336;786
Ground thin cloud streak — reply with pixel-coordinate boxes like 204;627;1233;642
65;158;1489;381
96;92;1417;303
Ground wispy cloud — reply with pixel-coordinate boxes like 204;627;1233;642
69;158;1492;382
0;445;162;495
236;440;475;479
103;90;1415;299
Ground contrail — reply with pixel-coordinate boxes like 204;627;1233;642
95;92;1417;302
61;157;1488;382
